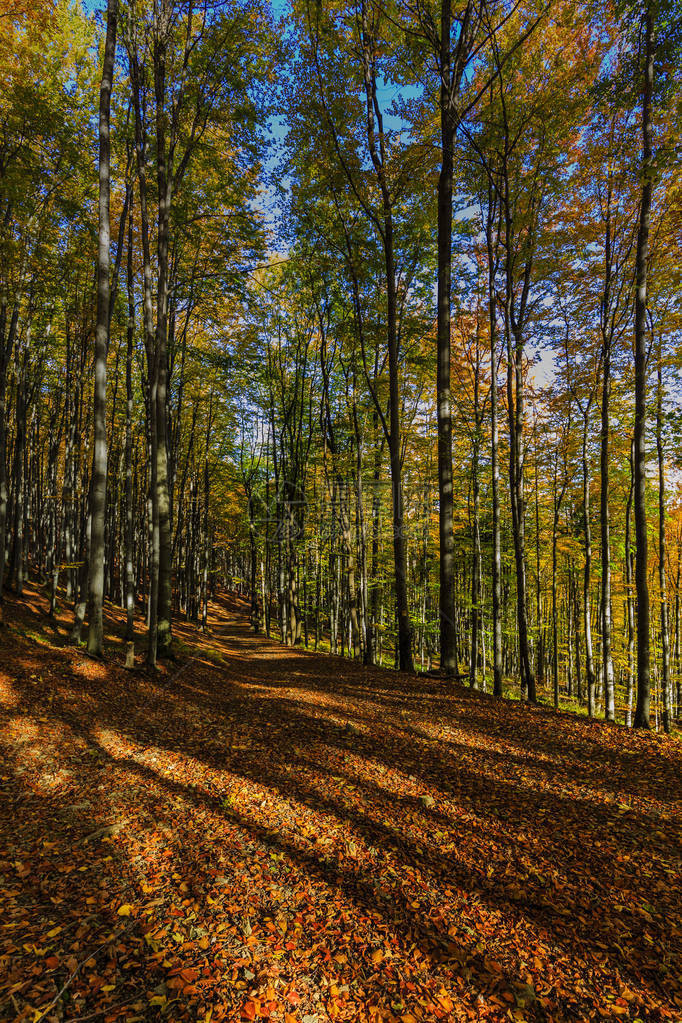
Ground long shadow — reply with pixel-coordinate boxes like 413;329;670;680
237;651;682;805
0;699;521;1019
58;711;682;1014
1;598;681;1022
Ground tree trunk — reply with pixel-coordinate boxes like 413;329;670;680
0;302;18;614
633;3;653;729
625;444;636;727
600;194;616;721
86;0;118;656
582;411;596;717
507;325;535;702
436;0;457;673
154;34;173;658
657;340;671;732
124;202;135;668
487;196;503;698
551;467;560;710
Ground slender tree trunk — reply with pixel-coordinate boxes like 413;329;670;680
573;568;582;703
487;199;503;697
566;578;573;697
534;436;542;686
154;35;173;658
201;415;211;632
600;342;615;720
469;438;481;689
469;333;482;690
436;0;457;673
86;0;118;656
625;440;635;726
124;203;135;667
383;220;413;671
633;3;653;729
676;535;681;719
0;303;18;615
9;329;28;595
552;469;560;710
507;325;535;702
248;491;259;631
600;197;616;721
657;341;671;732
128;43;159;667
582;412;596;716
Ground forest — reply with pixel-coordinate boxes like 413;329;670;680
1;0;682;1021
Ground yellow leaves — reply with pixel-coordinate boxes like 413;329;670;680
274;912;288;935
144;933;161;952
117;903;134;916
435;991;453;1013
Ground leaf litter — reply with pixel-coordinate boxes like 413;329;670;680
0;590;680;1022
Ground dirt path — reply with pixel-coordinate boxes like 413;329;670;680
0;589;681;1023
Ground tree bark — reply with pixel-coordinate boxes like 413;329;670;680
436;0;457;673
153;30;174;658
86;0;118;656
124;201;135;668
657;339;671;732
582;409;596;716
486;194;503;697
633;3;654;729
0;302;18;613
599;191;615;721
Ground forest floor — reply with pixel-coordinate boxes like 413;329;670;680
0;587;681;1023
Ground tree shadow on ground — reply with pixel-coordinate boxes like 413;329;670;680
0;591;680;1023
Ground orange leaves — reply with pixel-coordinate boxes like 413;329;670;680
2;588;681;1023
240;994;282;1020
484;956;504;975
434;991;453;1013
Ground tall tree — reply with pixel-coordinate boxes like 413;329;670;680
633;0;654;729
86;0;118;656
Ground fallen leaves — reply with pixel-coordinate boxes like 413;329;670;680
0;588;680;1023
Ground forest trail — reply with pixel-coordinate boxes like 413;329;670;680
1;590;681;1023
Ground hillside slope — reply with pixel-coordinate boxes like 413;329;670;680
0;589;680;1022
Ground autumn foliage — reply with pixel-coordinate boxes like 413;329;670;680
1;586;681;1022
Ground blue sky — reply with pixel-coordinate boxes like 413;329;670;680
81;0;290;16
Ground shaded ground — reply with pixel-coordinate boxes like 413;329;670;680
0;586;681;1023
